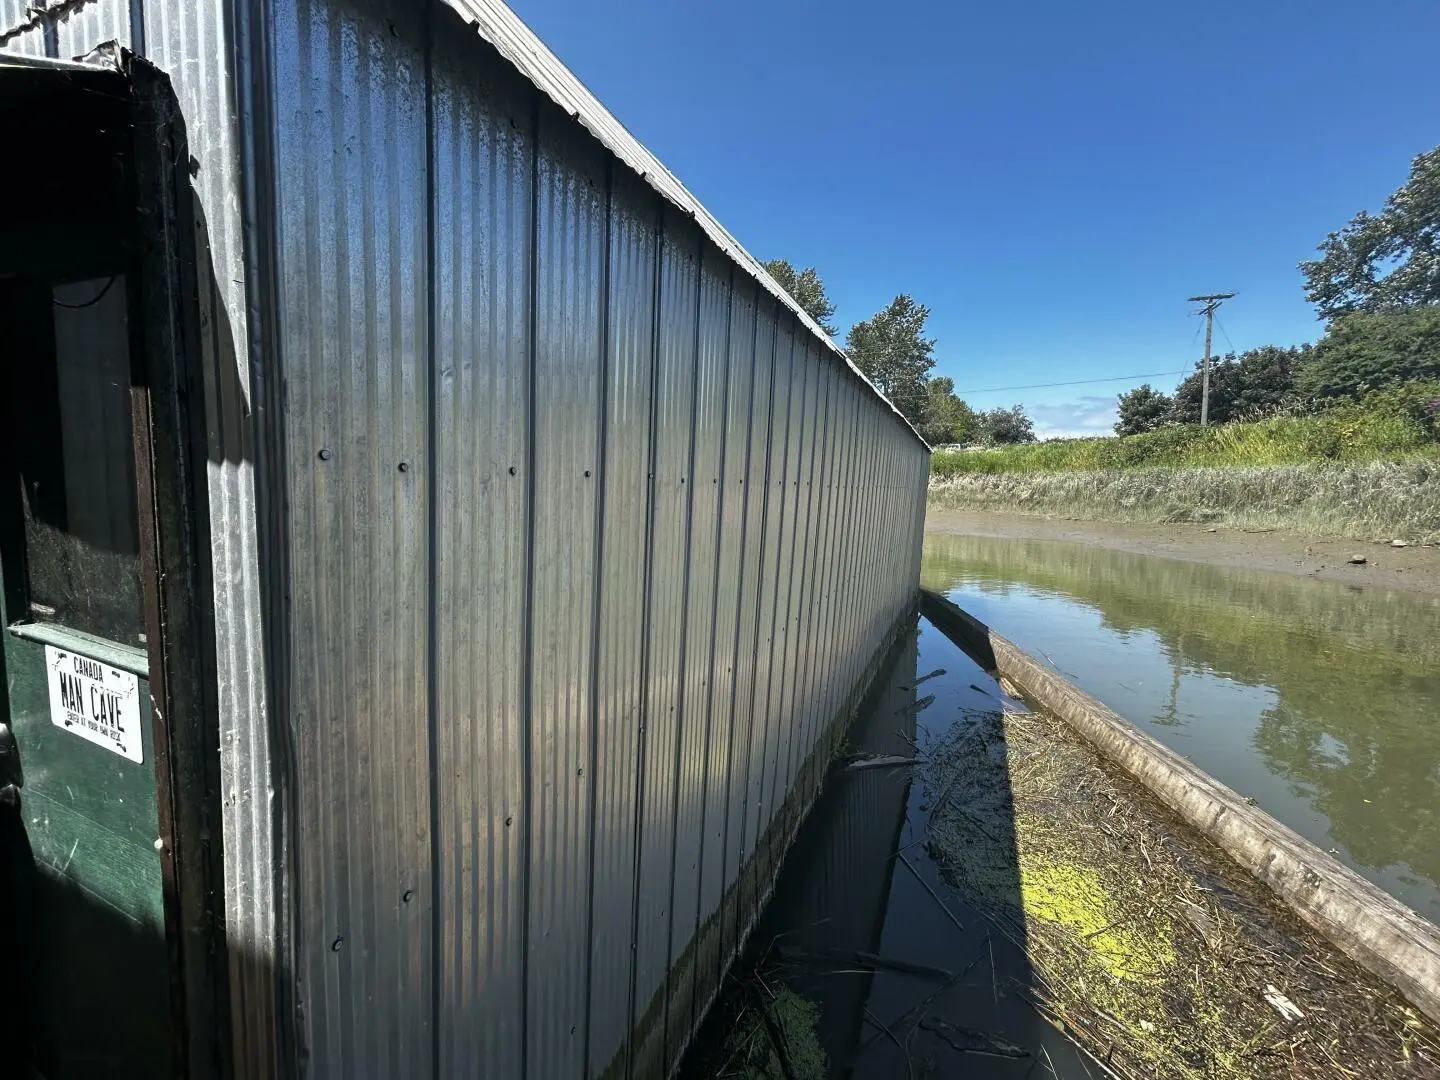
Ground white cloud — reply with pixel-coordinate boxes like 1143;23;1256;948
1027;396;1118;439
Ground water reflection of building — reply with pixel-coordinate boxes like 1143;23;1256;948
754;626;920;1069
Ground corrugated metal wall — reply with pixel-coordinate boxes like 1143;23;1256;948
6;0;928;1074
269;7;927;1076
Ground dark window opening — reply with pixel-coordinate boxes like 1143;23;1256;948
1;275;144;646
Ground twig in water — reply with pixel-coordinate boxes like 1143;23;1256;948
919;1016;1029;1060
777;945;954;982
843;754;919;773
988;935;998;1006
908;668;946;689
863;1006;916;1080
898;852;966;932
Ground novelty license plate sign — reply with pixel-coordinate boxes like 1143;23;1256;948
44;644;143;763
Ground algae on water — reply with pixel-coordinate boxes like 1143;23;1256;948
921;699;1439;1078
715;987;826;1080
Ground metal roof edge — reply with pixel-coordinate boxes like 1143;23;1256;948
442;0;930;451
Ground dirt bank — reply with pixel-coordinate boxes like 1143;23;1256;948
925;509;1440;597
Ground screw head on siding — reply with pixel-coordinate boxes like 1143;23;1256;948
318;448;332;461
508;466;517;476
397;462;409;473
505;816;513;827
584;470;591;478
402;889;414;904
331;936;344;952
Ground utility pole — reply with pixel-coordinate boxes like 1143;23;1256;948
1188;293;1236;426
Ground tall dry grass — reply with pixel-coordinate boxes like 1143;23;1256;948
927;459;1440;542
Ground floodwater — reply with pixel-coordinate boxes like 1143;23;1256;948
681;618;1101;1078
922;531;1440;922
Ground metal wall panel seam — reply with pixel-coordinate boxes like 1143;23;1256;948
681;258;735;1042
659;239;704;1065
630;212;701;1071
697;266;749;1008
748;316;793;858
839;381;863;714
732;299;778;917
623;200;667;1080
769;342;805;806
718;288;763;948
528;110;606;1080
231;0;290;1067
793;366;833;778
580;152;614;1079
793;349;830;788
585;169;655;1079
808;360;836;750
834;379;863;728
828;379;860;739
771;343;812;804
422;5;442;1071
661;248;719;1071
518;79;541;1080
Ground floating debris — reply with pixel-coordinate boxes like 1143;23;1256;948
918;703;1440;1078
841;754;918;773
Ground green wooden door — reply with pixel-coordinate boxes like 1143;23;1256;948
0;70;173;1079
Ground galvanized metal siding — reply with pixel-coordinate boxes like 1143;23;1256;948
726;295;775;922
272;2;433;1077
735;301;781;890
586;168;658;1078
662;247;731;1068
697;275;757;996
430;30;531;1078
262;3;927;1077
54;0;131;56
630;209;701;1067
7;2;926;1076
527;105;607;1080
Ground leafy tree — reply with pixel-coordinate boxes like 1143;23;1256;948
763;259;838;335
1297;306;1440;400
1168;344;1311;424
976;405;1036;445
1300;145;1440;319
1231;344;1309;416
921;377;978;445
846;294;936;429
1170;356;1244;425
1114;384;1173;436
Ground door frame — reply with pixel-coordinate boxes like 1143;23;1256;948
121;46;232;1080
0;47;230;1078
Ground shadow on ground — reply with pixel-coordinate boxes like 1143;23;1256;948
681;616;1097;1079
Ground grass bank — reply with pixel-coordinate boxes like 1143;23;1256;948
932;381;1440;478
928;459;1440;543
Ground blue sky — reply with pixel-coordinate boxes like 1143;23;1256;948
510;0;1440;436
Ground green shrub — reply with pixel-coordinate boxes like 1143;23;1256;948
930;380;1440;478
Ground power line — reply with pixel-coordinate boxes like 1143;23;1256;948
1214;312;1237;353
961;371;1186;394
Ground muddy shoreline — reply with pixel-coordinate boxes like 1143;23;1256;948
925;509;1440;597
